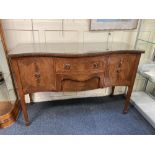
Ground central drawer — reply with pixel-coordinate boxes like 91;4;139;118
55;57;105;73
62;77;100;91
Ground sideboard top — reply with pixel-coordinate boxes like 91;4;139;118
8;42;145;58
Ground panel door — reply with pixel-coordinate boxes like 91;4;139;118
107;54;137;86
17;57;55;93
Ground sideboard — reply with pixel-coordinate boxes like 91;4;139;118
8;42;144;126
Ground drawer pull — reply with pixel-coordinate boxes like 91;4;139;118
118;59;123;67
34;72;41;79
93;63;99;69
116;68;121;73
64;64;71;70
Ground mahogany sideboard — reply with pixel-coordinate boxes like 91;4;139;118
8;42;144;126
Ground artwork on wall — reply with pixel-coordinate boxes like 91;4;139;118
90;19;139;30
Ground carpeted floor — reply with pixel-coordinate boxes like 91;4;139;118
0;95;155;135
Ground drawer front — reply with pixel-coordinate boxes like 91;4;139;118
17;57;56;93
107;54;137;86
62;77;100;91
55;57;105;73
56;73;104;91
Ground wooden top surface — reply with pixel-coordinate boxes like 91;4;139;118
8;42;145;58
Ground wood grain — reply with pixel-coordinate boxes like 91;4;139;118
17;57;56;93
7;43;145;58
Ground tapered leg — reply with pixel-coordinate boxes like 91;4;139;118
123;86;132;114
110;86;115;97
11;60;30;126
20;94;30;126
29;93;34;105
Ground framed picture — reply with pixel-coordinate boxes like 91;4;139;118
90;19;139;30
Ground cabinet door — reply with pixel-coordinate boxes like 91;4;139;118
107;54;137;86
17;57;55;93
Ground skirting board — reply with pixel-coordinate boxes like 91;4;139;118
131;91;155;128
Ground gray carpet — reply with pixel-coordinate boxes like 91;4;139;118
0;95;155;135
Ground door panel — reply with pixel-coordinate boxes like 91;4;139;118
107;54;137;86
17;57;55;93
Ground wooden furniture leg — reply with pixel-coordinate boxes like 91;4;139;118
123;86;132;114
29;93;34;105
11;60;30;126
123;55;141;113
110;86;115;97
20;94;30;126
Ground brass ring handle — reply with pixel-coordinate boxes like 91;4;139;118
64;64;71;70
34;72;41;79
93;63;99;69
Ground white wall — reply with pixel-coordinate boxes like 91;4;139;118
0;35;16;103
2;19;138;50
1;19;155;102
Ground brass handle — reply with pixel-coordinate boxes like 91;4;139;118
64;64;71;70
117;59;123;71
34;72;40;79
93;63;99;69
118;59;123;67
116;68;121;73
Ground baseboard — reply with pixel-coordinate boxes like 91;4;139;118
0;100;21;128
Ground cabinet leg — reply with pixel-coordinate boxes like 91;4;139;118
110;86;115;97
20;95;30;126
123;86;132;114
29;93;34;105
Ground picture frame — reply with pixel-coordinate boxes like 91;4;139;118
90;19;139;30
